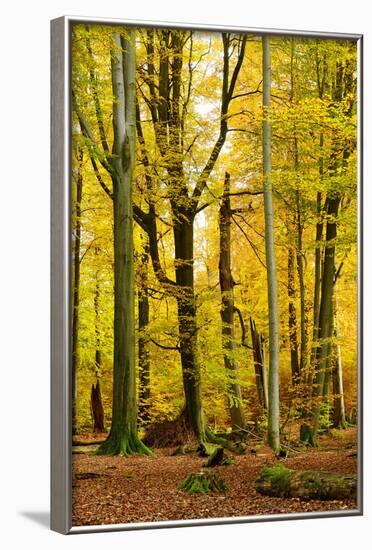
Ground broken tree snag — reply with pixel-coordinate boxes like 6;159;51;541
203;446;234;467
178;472;228;494
254;464;357;500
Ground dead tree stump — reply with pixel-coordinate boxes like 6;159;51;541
203;447;234;467
178;472;228;494
255;464;357;500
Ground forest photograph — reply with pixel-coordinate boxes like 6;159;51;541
70;23;359;527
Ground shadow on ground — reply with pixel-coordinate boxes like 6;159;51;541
19;511;50;529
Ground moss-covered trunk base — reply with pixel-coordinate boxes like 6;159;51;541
178;472;228;494
299;424;318;447
95;429;152;456
255;464;357;500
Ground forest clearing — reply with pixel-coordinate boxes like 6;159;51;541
71;22;359;526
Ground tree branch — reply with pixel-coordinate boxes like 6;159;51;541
150;337;180;352
234;306;252;349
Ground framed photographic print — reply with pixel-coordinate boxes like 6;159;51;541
51;15;363;534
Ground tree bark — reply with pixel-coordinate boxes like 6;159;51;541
332;294;346;428
138;238;151;425
250;317;268;411
262;35;280;452
91;381;105;433
72;148;83;435
97;31;151;456
91;253;106;433
310;190;324;385
287;245;300;384
219;172;245;429
173;211;207;442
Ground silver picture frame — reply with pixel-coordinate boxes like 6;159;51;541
51;15;363;534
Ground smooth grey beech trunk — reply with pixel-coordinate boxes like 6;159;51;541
97;31;150;455
262;35;280;452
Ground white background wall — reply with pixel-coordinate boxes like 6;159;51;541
1;0;370;547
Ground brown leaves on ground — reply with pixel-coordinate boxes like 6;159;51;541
72;427;358;526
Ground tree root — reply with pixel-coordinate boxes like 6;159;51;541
95;430;152;457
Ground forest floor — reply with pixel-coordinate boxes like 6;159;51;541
72;427;358;526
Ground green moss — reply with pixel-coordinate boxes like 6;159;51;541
178;473;228;494
261;464;292;489
94;431;152;456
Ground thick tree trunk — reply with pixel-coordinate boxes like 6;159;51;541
250;317;268;411
97;31;150;456
262;35;280;452
173;212;206;442
72;148;83;435
138;240;151;424
255;465;356;500
219;172;245;429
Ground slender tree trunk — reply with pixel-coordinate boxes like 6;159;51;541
97;31;151;456
295;185;308;376
287;245;300;384
72;148;83;435
332;294;346;428
91;381;105;433
289;44;308;379
310;190;324;385
250;317;268;411
310;46;327;384
138;239;151;424
262;35;280;452
91;253;106;433
219;172;245;429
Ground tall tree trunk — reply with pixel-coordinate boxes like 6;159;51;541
309;196;340;445
296;185;308;376
138;238;151;425
91;253;106;433
173;210;207;442
219;172;245;429
310;46;327;385
332;294;346;428
290;41;308;379
287;245;300;384
262;35;280;452
134;30;246;445
304;57;355;446
310;190;324;385
97;31;151;456
72;148;83;435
